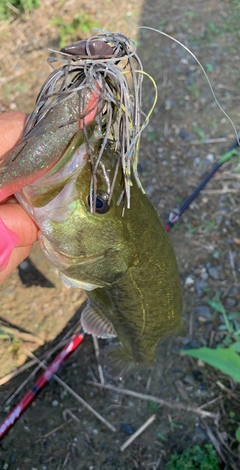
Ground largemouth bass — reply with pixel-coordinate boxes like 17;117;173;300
0;33;182;366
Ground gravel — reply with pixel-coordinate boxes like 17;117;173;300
208;267;221;280
194;305;212;320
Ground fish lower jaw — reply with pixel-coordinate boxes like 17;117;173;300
59;272;101;290
37;231;102;290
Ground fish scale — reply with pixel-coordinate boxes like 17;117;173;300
13;139;182;366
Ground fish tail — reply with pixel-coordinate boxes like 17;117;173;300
100;343;156;372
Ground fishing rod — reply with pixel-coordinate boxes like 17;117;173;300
165;138;240;231
0;329;85;440
0;139;239;440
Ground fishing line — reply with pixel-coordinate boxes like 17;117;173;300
2;30;239;213
2;29;236;437
132;69;158;191
127;25;240;146
165;139;240;231
36;33;146;210
123;26;240;227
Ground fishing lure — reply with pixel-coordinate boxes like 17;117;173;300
0;33;182;366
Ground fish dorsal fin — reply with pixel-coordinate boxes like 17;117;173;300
81;303;116;338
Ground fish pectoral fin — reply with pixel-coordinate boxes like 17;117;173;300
81;303;116;339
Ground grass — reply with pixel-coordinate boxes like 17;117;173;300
184;219;216;235
183;293;240;379
189;83;201;99
183;293;240;443
0;329;20;356
165;444;220;470
50;13;100;48
193;126;205;143
0;0;40;19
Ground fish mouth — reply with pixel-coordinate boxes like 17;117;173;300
38;230;106;271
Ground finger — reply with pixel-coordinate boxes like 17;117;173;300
0;203;38;247
0;196;18;204
0;245;32;285
0;112;27;157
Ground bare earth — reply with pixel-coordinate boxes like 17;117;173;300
0;0;240;469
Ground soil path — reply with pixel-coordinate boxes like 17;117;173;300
0;1;240;468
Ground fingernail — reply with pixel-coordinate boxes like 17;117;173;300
0;218;20;272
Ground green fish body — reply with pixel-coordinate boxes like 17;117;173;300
0;33;182;366
9;124;182;366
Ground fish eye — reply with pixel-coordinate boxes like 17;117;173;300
88;192;109;214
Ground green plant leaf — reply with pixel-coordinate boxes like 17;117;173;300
183;347;240;382
217;324;228;331
170;421;182;429
165;444;219;470
0;329;10;339
208;297;234;333
208;299;225;314
0;0;40;19
235;426;240;442
228;312;240;320
149;400;158;410
229;342;240;352
205;63;214;73
157;432;168;442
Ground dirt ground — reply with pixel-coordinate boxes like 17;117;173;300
0;0;240;468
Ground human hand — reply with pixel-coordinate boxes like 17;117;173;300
0;112;38;284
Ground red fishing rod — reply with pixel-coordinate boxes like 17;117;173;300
0;329;85;440
0;139;239;440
